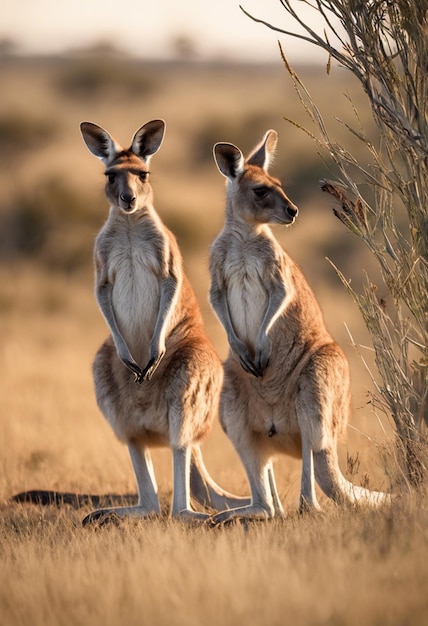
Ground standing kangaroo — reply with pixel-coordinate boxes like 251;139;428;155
79;120;248;524
208;130;390;524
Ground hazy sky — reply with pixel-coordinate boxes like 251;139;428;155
1;0;326;63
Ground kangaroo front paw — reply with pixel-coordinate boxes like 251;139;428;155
138;349;165;383
236;350;263;377
254;336;271;375
134;370;143;383
120;358;143;383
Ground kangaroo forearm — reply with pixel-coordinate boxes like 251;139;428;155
96;282;141;377
150;275;178;350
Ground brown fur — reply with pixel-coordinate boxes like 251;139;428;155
208;130;390;524
80;120;248;525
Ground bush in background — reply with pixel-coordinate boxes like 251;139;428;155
0;177;103;273
0;112;58;161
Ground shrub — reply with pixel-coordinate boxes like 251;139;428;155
55;58;158;100
0;177;103;273
0;112;58;161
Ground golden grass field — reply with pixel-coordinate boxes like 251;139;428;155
0;53;427;625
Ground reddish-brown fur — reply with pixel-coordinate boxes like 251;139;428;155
208;130;390;524
80;120;248;524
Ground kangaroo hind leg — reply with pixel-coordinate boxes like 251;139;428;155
297;346;390;508
267;462;285;517
208;438;277;526
295;343;349;512
82;442;160;525
299;438;322;513
171;446;210;521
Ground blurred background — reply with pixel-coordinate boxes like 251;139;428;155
0;1;392;504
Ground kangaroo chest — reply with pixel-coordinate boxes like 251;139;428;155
103;220;167;348
224;237;275;349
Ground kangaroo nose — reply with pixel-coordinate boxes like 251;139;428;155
120;192;136;206
287;204;298;219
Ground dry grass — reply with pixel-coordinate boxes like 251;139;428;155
0;56;426;625
1;500;427;626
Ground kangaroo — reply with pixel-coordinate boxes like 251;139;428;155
75;120;248;525
208;129;390;525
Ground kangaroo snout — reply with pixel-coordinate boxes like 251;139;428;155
286;203;298;221
275;199;298;225
119;191;137;211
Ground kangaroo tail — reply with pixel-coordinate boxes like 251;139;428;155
314;449;391;507
190;446;250;511
11;490;138;508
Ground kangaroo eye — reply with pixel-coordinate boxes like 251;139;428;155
253;186;269;198
106;173;116;184
139;172;149;182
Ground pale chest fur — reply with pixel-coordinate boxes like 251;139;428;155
219;231;281;351
96;214;169;359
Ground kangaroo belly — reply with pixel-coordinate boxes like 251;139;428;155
112;257;160;359
93;338;170;444
227;274;267;350
94;335;221;447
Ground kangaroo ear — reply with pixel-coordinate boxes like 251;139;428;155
246;130;278;170
80;122;121;165
213;143;245;179
131;119;165;162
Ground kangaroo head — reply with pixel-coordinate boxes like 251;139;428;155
80;120;165;214
213;130;298;226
